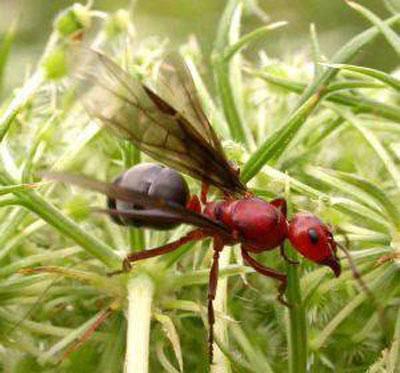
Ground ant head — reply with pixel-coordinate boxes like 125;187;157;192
288;212;341;277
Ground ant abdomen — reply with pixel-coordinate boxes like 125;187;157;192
107;163;189;230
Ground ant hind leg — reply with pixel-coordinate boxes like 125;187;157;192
108;229;206;277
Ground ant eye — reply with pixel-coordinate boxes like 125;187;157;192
308;228;319;244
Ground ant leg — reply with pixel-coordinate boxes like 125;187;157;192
108;229;207;276
241;246;289;307
270;198;287;218
280;244;299;265
207;237;224;364
201;182;209;205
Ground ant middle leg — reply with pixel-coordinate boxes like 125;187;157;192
207;237;224;364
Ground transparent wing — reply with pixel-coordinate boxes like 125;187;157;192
72;48;246;195
43;172;231;236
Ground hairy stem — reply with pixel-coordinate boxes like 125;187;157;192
125;273;155;373
211;249;231;373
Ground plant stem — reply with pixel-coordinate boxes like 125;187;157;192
0;71;43;141
286;248;307;373
285;193;307;373
211;249;232;373
126;273;154;373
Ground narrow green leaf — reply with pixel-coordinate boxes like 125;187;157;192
298;13;400;107
383;0;400;14
0;21;17;93
323;63;400;91
38;309;109;364
0;170;121;268
331;105;400;191
253;164;391;233
0;182;38;196
346;1;400;57
310;23;324;78
154;313;184;372
156;340;181;373
250;70;400;123
223;21;287;62
230;323;274;373
388;306;400;371
213;0;248;146
241;93;321;182
308;167;400;230
311;265;396;351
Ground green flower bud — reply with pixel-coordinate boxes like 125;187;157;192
105;9;131;38
42;47;68;80
54;3;91;37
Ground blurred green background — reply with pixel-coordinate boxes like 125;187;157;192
0;0;398;96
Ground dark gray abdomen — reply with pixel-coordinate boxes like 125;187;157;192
107;163;189;230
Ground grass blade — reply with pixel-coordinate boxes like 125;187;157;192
346;1;400;57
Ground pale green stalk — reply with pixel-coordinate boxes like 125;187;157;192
211;249;232;373
125;274;155;373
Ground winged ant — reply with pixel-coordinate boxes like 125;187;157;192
44;48;342;362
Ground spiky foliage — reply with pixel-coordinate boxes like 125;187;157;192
0;1;399;372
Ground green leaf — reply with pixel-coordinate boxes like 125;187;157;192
298;13;400;108
213;0;248;146
241;93;321;182
330;105;400;191
0;21;17;93
310;23;324;78
346;1;400;57
323;63;400;91
223;21;287;62
306;167;400;230
154;313;184;372
250;70;400;123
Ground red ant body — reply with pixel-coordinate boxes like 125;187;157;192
45;48;341;362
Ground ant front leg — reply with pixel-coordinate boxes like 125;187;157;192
207;237;224;364
241;246;289;307
280;244;299;265
108;229;207;276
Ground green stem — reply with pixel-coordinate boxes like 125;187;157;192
125;273;154;373
285;194;307;373
211;249;232;373
286;250;307;373
123;143;144;252
0;71;43;141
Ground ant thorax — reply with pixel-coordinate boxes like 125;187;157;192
204;197;288;252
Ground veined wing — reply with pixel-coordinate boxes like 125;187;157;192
72;48;246;195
